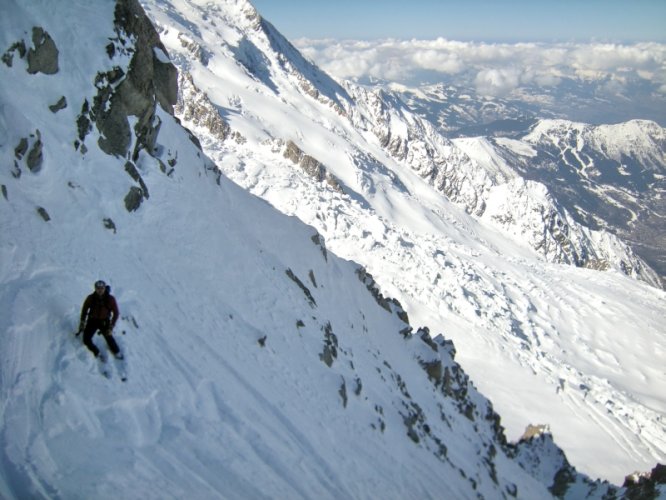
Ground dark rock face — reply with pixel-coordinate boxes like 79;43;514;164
176;72;230;143
1;40;27;67
27;27;59;75
26;131;43;172
113;0;178;114
60;0;182;213
623;463;666;499
49;96;67;113
88;0;179;158
13;131;43;174
124;186;144;212
283;140;343;192
36;206;51;221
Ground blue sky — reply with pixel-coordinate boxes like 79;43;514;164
251;0;666;42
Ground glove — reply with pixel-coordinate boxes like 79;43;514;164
77;320;85;335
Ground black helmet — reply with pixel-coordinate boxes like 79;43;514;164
94;280;106;289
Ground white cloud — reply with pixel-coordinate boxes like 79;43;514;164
411;48;464;74
474;68;521;97
295;38;666;98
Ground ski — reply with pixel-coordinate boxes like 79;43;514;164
72;331;126;381
114;354;128;382
98;354;112;379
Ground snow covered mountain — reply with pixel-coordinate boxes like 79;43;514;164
341;82;660;286
386;84;666;286
1;1;665;499
496;119;666;284
133;0;666;485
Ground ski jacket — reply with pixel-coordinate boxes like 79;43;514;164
81;291;119;327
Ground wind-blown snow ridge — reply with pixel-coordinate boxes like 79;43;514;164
138;0;666;485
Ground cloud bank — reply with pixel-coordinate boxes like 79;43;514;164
295;38;666;99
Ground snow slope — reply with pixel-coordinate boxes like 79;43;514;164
137;0;666;485
2;1;639;499
383;83;666;284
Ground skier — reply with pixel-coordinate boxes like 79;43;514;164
79;280;123;360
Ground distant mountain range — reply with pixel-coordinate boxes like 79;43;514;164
342;81;663;287
356;82;666;286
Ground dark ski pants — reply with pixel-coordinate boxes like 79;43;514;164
83;319;120;357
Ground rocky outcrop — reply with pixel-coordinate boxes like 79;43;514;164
113;0;177;115
623;464;666;499
319;322;338;367
283;140;343;192
36;206;50;222
63;0;181;213
511;425;615;498
1;40;26;67
76;0;178;159
12;130;43;174
27;27;59;75
2;26;59;73
175;72;230;143
285;268;317;308
48;96;67;113
124;186;144;212
509;425;665;498
356;267;409;325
